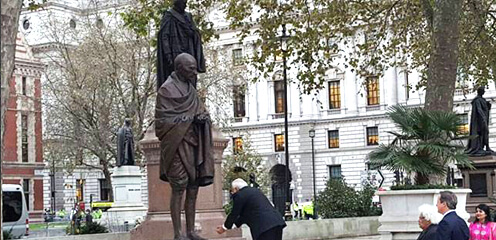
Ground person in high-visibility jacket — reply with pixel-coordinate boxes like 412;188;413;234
291;202;301;219
303;202;314;220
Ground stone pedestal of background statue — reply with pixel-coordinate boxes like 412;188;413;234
459;155;496;216
130;125;243;240
103;166;147;229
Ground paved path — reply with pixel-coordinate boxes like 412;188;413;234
334;235;381;240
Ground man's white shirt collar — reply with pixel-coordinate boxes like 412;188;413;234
442;209;456;219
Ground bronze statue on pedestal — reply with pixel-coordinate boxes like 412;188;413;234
466;86;495;156
155;53;213;240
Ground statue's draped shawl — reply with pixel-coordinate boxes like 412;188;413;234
155;73;214;186
157;9;205;90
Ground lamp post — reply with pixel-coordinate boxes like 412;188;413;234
279;24;291;219
50;159;56;214
309;128;317;218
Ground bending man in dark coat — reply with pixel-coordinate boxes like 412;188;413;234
157;0;205;90
155;53;213;240
216;179;286;240
466;86;494;156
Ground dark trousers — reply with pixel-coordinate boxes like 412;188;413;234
257;226;283;240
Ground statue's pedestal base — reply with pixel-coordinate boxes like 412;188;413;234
130;125;243;240
131;209;244;240
104;166;146;226
459;156;496;217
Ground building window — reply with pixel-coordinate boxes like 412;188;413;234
328;165;342;179
328;130;339;148
22;76;27;96
233;86;246;118
233;137;243;154
274;134;285;152
21;114;28;163
22;19;30;30
457;114;469;135
274;80;285;114
404;72;410;100
366;76;380;106
232;49;243;66
328;81;341;109
96;18;104;28
69;19;77;29
367;127;379;146
99;179;110;201
23;179;30;210
76;179;85;202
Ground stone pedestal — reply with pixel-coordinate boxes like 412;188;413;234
105;166;147;226
376;189;471;240
459;156;496;215
131;125;243;240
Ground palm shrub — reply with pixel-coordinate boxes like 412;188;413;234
368;105;473;185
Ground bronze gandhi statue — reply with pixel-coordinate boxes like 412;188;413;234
155;53;213;240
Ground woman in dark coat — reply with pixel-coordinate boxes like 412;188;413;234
417;204;442;240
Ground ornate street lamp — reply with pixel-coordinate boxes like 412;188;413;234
309;128;317;218
279;23;291;219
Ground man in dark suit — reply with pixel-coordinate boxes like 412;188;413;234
216;179;286;240
435;191;469;240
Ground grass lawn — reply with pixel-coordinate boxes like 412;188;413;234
30;222;69;231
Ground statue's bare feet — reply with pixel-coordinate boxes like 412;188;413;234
187;232;208;240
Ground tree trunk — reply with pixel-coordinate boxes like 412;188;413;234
102;163;114;202
415;172;430;185
423;0;462;185
424;0;463;112
1;0;22;235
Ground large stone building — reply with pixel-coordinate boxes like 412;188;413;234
3;33;46;220
208;16;482;203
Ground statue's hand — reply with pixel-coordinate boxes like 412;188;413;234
194;112;210;124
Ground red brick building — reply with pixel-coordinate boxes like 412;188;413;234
3;33;45;220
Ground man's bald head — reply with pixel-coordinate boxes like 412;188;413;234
174;53;197;83
174;53;196;70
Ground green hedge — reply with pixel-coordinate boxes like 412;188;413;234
390;184;457;190
316;178;382;219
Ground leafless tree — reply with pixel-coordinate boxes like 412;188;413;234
40;8;156;201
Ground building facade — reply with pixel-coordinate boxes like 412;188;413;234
3;33;46;219
210;24;486;203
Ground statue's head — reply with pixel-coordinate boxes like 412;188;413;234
174;53;197;83
173;0;187;13
124;118;132;127
477;86;485;96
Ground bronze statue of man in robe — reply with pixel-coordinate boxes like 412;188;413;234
157;0;205;90
116;119;135;166
466;86;494;156
155;53;213;240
